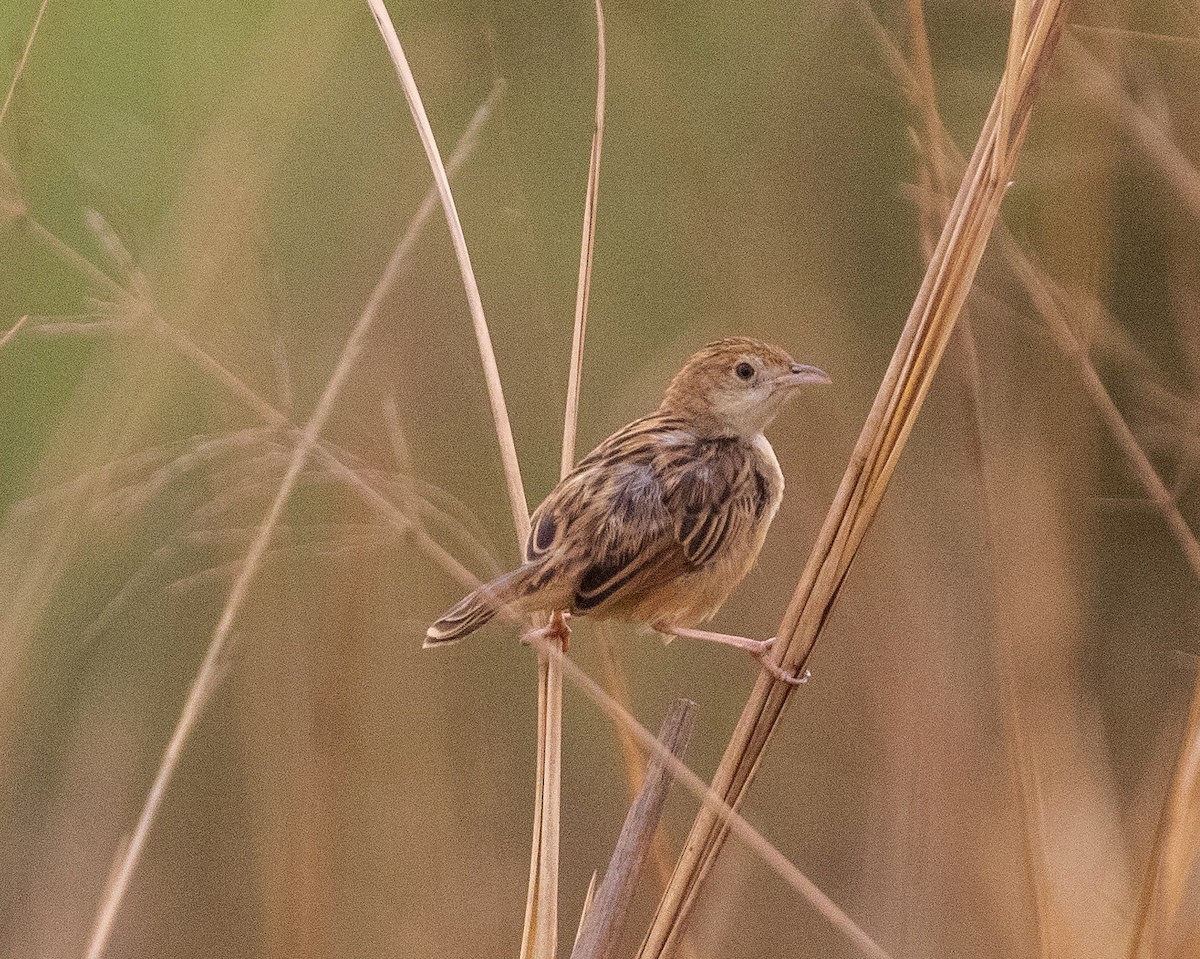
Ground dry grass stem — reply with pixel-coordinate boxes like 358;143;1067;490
521;5;608;955
1129;676;1200;958
571;698;696;959
523;633;894;959
368;0;529;541
574;873;600;950
559;0;606;477
637;3;1072;954
0;314;28;349
0;0;50;127
522;626;564;959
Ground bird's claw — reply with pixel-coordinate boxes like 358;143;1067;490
521;612;572;651
751;643;811;687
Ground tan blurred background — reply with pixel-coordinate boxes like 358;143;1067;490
2;1;1199;957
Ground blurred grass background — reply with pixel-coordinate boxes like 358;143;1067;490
2;1;1199;957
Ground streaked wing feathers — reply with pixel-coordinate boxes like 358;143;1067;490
521;416;772;618
660;437;762;567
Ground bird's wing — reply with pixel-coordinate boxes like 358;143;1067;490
524;413;675;566
522;418;769;617
656;435;770;567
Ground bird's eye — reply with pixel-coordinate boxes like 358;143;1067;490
734;361;755;381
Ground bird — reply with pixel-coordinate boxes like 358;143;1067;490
425;337;830;683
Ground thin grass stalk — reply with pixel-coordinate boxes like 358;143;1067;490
559;0;605;477
0;315;27;349
637;4;1072;954
0;0;50;127
524;634;893;959
368;0;529;541
521;625;565;959
521;5;607;955
571;698;696;959
573;873;600;949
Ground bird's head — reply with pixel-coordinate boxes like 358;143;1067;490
660;337;831;438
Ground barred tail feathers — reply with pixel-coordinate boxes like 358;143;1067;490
424;568;530;647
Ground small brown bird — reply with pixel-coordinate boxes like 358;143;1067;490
426;337;830;683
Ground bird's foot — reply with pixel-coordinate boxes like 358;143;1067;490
521;611;572;651
751;643;811;687
656;625;810;686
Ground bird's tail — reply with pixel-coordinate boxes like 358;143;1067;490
424;568;531;647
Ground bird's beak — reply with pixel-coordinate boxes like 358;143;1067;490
775;363;832;388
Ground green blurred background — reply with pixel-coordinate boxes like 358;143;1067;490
3;1;1199;957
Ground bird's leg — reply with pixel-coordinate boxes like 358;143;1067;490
655;624;810;687
521;610;572;651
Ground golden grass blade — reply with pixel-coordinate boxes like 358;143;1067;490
524;633;565;959
522;5;608;956
368;0;529;542
636;4;1072;954
559;0;606;477
0;0;50;127
574;872;599;949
